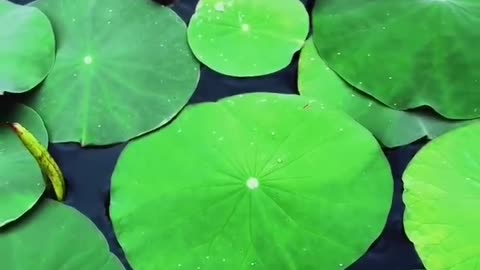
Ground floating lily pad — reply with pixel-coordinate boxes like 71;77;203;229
111;93;392;270
312;0;480;119
299;39;472;148
29;0;200;146
0;0;55;93
0;103;48;227
0;199;124;269
187;0;309;77
403;122;480;269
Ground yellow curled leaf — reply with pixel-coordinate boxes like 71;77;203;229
10;122;66;201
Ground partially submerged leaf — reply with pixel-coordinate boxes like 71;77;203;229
0;0;55;93
0;199;124;270
298;39;473;148
29;0;200;145
10;122;65;201
403;122;480;269
188;0;309;76
111;93;392;269
0;103;47;227
312;0;480;119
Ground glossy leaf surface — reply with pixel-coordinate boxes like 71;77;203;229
0;0;54;93
188;0;309;77
0;103;47;227
312;0;480;119
404;122;480;269
0;199;124;270
30;0;200;145
111;93;393;270
299;39;472;148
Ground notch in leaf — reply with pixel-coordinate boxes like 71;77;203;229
153;0;178;6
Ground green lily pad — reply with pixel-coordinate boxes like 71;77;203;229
312;0;480;119
403;122;480;269
0;199;124;269
299;38;472;148
111;93;392;270
0;0;55;93
187;0;309;77
0;102;48;227
29;0;200;146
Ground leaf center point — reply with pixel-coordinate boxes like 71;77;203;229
246;177;259;190
83;55;93;65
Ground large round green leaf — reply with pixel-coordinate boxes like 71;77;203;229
0;0;55;93
0;102;48;227
0;199;124;269
312;0;480;119
299;38;472;148
29;0;200;146
403;122;480;269
111;93;392;270
187;0;309;77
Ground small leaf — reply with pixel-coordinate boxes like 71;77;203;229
10;122;65;201
187;0;309;76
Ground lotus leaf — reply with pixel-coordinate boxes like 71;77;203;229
0;199;124;269
0;103;47;227
0;0;54;93
30;0;200;145
188;0;309;77
299;39;472;148
312;0;480;119
404;122;480;269
111;93;393;270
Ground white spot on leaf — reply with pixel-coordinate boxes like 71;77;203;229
214;2;225;12
246;178;259;190
83;56;93;65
